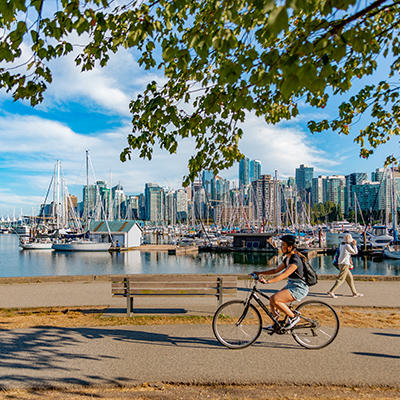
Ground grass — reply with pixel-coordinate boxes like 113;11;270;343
0;305;399;330
0;383;399;400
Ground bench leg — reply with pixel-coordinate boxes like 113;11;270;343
127;296;133;317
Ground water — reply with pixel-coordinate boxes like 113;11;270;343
1;234;399;278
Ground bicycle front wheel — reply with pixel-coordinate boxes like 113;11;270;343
292;300;339;349
212;300;262;349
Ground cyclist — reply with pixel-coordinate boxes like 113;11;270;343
253;234;308;330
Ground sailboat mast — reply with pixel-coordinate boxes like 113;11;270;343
392;161;397;240
86;150;89;229
56;160;60;230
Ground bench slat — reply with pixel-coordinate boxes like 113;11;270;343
111;276;237;316
112;288;237;296
112;275;232;283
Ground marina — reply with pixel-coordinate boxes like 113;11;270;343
1;233;399;279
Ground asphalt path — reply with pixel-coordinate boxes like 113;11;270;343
0;324;399;389
0;276;399;389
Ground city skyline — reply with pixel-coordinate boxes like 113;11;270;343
1;34;399;215
2;161;396;221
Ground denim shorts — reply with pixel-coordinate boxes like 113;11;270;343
284;278;309;301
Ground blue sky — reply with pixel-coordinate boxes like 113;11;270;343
0;30;398;217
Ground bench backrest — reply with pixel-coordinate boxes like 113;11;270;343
112;275;237;297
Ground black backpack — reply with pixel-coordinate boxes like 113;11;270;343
295;252;318;286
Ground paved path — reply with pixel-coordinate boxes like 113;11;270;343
0;325;398;389
0;275;399;389
0;276;398;313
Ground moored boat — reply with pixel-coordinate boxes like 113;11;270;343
52;240;110;252
20;239;53;250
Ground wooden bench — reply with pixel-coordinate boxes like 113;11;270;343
111;275;237;316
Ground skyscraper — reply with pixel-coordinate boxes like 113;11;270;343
201;170;214;196
295;164;314;202
144;183;162;222
239;158;261;189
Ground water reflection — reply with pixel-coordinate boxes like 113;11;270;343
0;234;399;278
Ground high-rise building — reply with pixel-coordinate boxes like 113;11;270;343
239;158;250;189
175;189;188;222
164;190;176;223
211;176;230;225
202;170;214;197
295;164;314;202
239;158;261;189
324;175;346;211
83;184;97;221
144;183;162;222
345;172;368;212
311;176;326;205
250;160;261;183
251;174;276;227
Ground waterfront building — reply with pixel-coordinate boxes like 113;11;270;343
250;160;262;183
111;184;127;221
127;195;139;219
194;187;207;220
239;158;261;189
144;183;163;222
90;220;142;248
295;164;314;203
164;190;176;224
211;176;230;225
323;175;346;213
175;189;188;223
251;174;276;229
83;184;97;220
202;170;214;197
311;176;326;206
352;181;380;213
345;172;368;212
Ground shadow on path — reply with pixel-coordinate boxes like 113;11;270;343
0;325;218;388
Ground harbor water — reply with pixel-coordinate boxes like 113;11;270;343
0;234;399;278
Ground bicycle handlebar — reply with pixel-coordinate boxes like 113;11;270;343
250;273;259;281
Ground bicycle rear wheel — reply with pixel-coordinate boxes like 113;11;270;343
213;300;262;349
291;300;339;349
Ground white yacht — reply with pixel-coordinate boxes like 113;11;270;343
52;240;111;252
20;238;53;250
367;225;393;248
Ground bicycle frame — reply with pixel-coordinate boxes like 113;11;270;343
240;282;282;330
241;281;315;334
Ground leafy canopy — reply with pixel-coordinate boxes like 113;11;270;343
1;0;400;185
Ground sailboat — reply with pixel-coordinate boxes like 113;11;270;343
20;162;63;250
52;151;112;252
383;164;400;259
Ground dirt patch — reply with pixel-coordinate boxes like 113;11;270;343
0;306;399;330
0;384;399;400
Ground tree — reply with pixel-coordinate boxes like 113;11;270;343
1;0;400;185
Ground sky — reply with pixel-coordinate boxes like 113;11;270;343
0;18;399;217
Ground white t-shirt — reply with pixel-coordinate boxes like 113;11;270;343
338;242;358;265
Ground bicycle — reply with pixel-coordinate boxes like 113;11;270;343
212;274;339;350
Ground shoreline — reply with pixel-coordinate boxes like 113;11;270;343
0;272;400;285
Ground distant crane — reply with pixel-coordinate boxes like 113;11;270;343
164;177;174;191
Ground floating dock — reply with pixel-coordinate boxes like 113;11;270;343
134;244;199;255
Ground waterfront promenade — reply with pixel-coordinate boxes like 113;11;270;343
0;275;399;390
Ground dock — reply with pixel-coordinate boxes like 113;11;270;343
110;244;384;259
134;244;199;255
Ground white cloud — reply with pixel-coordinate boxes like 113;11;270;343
222;114;339;180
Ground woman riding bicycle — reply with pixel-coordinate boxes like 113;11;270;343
253;234;308;330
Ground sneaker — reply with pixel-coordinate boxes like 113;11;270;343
284;314;300;330
327;291;338;298
352;293;364;297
